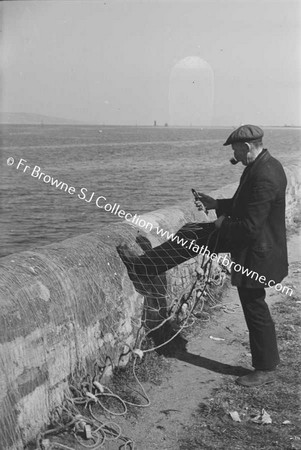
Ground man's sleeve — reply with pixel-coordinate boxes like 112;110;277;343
216;199;233;217
219;177;276;244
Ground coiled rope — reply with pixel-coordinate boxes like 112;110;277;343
37;230;228;449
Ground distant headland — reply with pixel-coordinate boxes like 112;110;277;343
0;112;85;125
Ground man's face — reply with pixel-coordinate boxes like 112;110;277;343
231;142;249;166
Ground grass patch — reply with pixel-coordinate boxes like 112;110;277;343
108;337;171;417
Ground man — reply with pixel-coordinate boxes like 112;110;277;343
118;124;288;387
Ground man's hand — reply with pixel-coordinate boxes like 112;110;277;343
214;215;225;229
194;193;217;211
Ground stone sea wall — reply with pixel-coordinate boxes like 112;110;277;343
0;164;300;449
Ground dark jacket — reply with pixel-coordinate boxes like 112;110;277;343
217;149;288;288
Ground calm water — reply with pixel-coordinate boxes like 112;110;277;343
1;124;300;257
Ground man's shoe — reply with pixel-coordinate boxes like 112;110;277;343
117;244;155;295
117;243;136;271
236;370;276;387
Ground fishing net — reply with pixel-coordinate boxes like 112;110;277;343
117;221;230;354
35;221;230;450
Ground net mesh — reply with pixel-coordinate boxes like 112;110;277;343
117;221;229;354
34;222;229;449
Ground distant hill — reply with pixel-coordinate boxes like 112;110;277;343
0;112;86;125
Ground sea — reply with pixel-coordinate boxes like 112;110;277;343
1;124;300;258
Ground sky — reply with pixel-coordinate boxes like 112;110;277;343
1;0;301;126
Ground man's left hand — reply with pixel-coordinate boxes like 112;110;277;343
215;215;225;229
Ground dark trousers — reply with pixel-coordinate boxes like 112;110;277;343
131;222;279;370
238;287;279;370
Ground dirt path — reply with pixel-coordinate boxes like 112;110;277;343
120;232;301;450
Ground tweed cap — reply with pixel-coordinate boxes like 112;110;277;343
223;124;264;146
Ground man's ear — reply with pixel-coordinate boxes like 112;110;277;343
245;142;253;165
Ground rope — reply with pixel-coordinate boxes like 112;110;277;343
38;228;228;450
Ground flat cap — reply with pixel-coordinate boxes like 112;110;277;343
223;124;264;146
